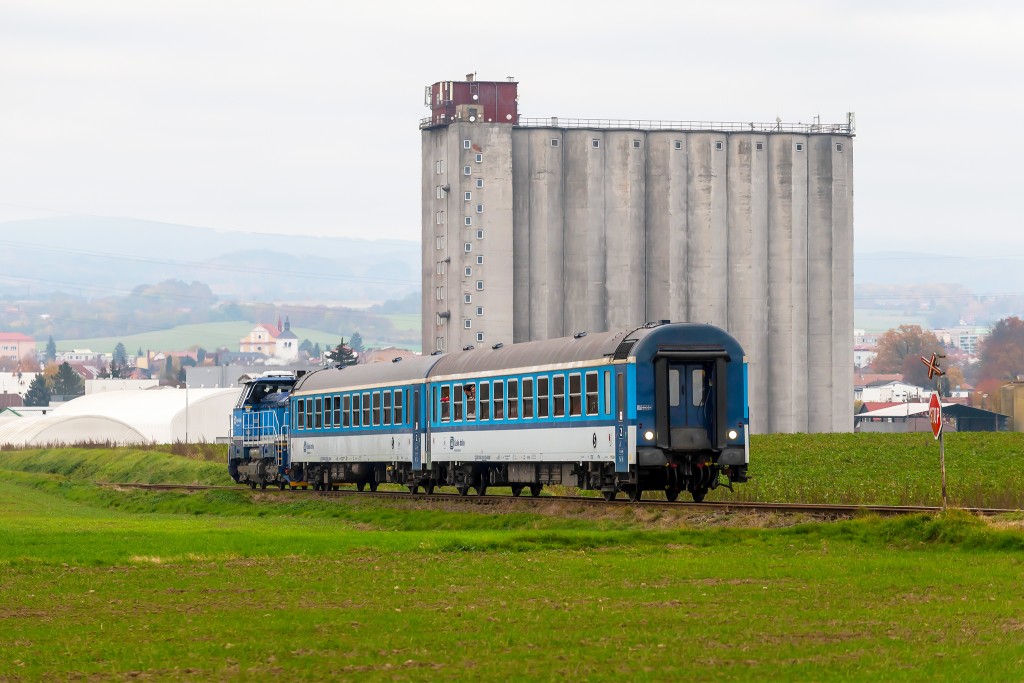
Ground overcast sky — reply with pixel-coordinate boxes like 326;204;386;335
2;0;1021;255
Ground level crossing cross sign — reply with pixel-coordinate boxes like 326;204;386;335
929;393;943;440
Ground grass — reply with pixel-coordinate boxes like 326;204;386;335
1;468;1024;681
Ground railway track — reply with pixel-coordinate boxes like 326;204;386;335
102;482;1019;517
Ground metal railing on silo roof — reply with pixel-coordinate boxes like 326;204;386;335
514;117;855;135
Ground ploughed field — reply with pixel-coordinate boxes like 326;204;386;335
1;435;1023;681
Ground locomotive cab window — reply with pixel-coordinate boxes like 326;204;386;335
537;376;550;418
479;382;490;420
585;372;599;415
521;378;534;419
382;390;392;426
342;395;351;428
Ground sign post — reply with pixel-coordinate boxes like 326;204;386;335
928;392;946;510
922;352;947;511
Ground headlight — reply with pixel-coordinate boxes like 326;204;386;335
727;429;738;440
644;430;654;441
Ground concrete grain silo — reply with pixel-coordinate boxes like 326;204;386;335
421;75;855;433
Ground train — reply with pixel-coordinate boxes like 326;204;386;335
228;321;749;501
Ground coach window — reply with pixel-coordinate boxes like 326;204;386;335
362;392;371;427
585;372;599;416
352;393;361;427
465;383;476;420
521;377;534;419
507;379;519;419
454;384;464;422
342;394;351;428
553;375;565;417
382;390;392;426
537;377;550;418
440;385;451;422
394;390;404;425
493;380;504;420
603;371;611;415
333;396;341;427
314;397;323;429
569;374;583;417
479;381;490;420
323;397;331;428
296;398;305;429
692;369;706;407
669;369;681;407
306;399;314;430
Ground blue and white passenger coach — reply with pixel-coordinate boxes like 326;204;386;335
256;321;749;501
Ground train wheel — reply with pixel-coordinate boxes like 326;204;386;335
476;484;488;496
408;485;419;495
529;484;542;498
510;485;523;497
601;489;616;501
301;485;308;490
423;482;436;495
369;481;379;492
248;481;256;490
665;489;679;502
357;481;366;492
457;486;469;496
690;488;708;503
260;482;267;490
278;481;286;491
629;487;644;502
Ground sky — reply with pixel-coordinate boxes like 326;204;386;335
2;0;1022;255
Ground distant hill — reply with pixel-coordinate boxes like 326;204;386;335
0;216;420;304
855;251;1024;295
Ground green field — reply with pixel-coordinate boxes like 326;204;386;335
39;321;420;356
1;443;1024;680
854;309;930;333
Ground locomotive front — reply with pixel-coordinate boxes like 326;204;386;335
228;372;298;489
629;323;748;502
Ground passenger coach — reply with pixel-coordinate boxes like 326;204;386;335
230;322;749;501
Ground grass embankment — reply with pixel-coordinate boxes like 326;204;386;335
1;469;1024;681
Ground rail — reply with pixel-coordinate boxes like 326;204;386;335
420;115;855;135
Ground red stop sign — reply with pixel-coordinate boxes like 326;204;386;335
929;393;943;439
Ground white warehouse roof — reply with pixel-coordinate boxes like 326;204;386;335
0;387;241;447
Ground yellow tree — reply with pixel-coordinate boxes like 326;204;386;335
871;325;945;388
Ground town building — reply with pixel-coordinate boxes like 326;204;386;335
239;318;299;361
421;74;855;433
0;332;35;363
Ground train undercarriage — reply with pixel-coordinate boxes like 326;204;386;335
255;450;748;502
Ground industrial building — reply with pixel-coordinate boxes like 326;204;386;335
421;75;854;433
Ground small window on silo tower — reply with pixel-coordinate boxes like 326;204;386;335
674;140;682;150
476;178;484;188
592;139;601;148
796;143;804;151
463;166;471;175
715;141;723;150
476;333;484;342
465;267;472;277
465;191;471;201
756;142;763;151
463;139;471;149
464;216;472;226
476;230;484;240
632;140;641;148
475;153;483;163
551;139;560;147
836;143;844;152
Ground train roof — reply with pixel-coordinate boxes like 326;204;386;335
428;329;633;378
291;355;442;394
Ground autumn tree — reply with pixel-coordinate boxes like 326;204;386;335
871;325;945;388
977;316;1024;383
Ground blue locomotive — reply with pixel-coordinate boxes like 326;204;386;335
228;321;748;501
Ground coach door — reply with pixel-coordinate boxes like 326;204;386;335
655;352;729;451
413;386;424;471
614;368;628;472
